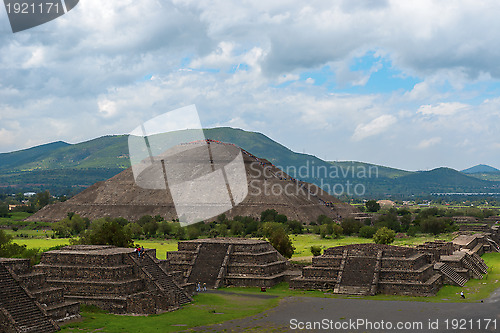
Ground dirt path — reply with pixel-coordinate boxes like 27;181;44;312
190;289;500;332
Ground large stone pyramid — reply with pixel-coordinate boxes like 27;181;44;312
27;141;357;223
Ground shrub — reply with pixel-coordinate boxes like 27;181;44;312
124;223;143;238
373;227;395;245
268;227;295;258
359;225;376;238
74;220;134;247
310;245;322;256
331;224;343;239
406;225;418;237
341;218;362;235
365;200;380;212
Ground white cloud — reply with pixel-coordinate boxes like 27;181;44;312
1;0;500;171
352;114;397;141
417;137;442;149
418;102;468;116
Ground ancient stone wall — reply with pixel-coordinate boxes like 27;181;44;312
37;245;191;314
167;238;290;289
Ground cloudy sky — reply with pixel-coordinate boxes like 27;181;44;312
1;0;500;171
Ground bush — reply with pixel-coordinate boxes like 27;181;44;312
420;217;453;235
332;224;343;239
286;220;303;234
310;245;322;256
373;227;395;245
406;225;419;237
124;223;143;238
341;218;362;235
261;209;279;222
365;200;380;212
268;227;295;258
74;220;134;247
359;226;376;238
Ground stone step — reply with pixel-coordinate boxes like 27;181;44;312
435;262;467;287
336;285;371;295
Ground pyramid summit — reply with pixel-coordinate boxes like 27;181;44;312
27;140;357;223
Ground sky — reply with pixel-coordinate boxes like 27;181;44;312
1;0;500;171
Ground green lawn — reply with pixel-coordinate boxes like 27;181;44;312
13;238;71;250
60;292;279;333
290;233;456;259
134;239;179;259
14;233;457;260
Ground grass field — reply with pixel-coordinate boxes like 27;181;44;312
0;212;33;227
290;233;456;259
13;233;457;260
60;292;279;333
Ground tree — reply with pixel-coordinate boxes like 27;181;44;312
373;227;395;245
261;209;279;222
365;200;380;212
186;225;200;240
36;191;51;208
310;245;322;256
268;227;295;258
341;218;362;235
0;205;11;218
143;221;159;237
286;220;303;234
359;225;376;238
137;215;154;227
124;223;143;238
75;220;134;248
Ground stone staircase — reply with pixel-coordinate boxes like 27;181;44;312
133;253;192;305
0;263;58;333
188;243;230;288
434;262;468;287
38;245;192;314
167;239;290;289
470;253;489;273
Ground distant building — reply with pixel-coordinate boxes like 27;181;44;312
376;200;395;208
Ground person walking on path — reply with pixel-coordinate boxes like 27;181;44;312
203;282;207;291
196;282;201;292
460;291;465;299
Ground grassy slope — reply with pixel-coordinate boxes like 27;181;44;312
60;293;279;333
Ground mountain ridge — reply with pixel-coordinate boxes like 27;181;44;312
0;128;498;197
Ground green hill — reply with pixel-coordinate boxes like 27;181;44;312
462;164;500;174
0;127;499;198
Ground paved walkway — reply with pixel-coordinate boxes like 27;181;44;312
191;289;500;332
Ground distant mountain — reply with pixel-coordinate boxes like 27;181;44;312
390;167;494;196
0;127;499;198
462;164;500;174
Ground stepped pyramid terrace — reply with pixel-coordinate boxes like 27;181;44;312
167;238;296;288
0;258;79;333
35;245;192;314
26;140;357;224
290;241;489;296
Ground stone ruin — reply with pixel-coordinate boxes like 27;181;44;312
0;258;79;333
291;244;442;296
166;238;293;289
290;242;489;296
35;245;192;315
